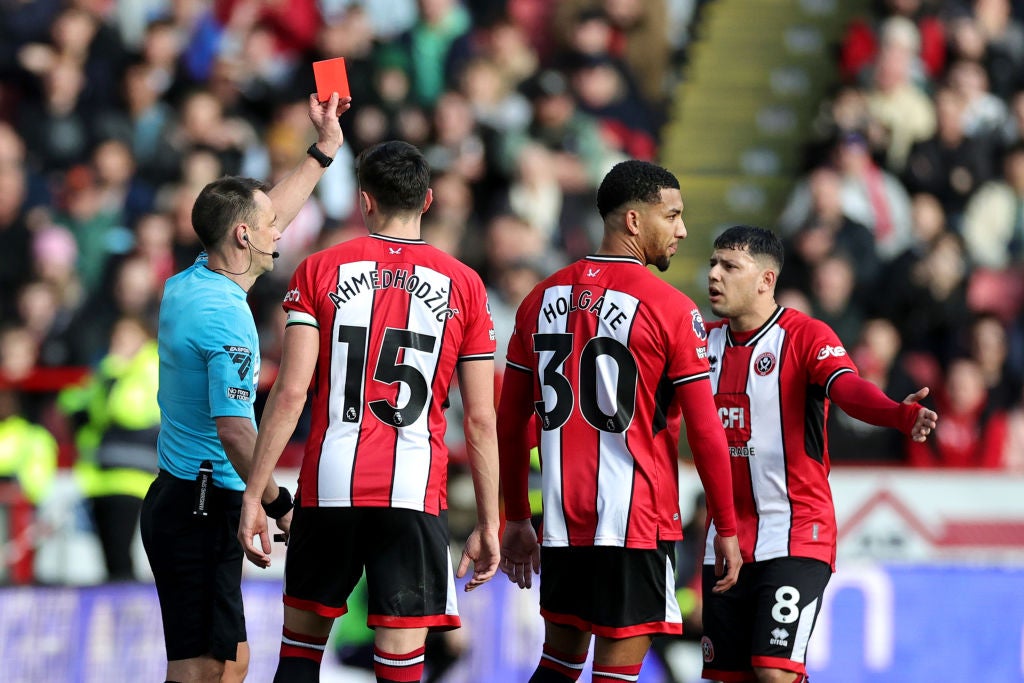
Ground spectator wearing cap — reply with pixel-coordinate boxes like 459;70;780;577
502;68;624;196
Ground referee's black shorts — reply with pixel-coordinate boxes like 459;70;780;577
140;469;246;662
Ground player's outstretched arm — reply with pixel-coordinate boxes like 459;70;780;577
902;387;938;442
829;373;938;441
456;358;501;591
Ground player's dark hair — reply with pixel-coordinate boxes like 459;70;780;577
191;176;270;250
714;225;785;271
596;160;680;219
356;140;431;215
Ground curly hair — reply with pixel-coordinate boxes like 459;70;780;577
596;160;680;219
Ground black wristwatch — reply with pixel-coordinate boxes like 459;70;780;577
306;143;334;168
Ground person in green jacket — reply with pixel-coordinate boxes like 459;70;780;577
59;315;160;581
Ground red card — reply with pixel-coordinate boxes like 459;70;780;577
313;57;350;102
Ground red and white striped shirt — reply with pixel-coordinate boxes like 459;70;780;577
703;306;856;569
503;255;727;549
282;234;495;514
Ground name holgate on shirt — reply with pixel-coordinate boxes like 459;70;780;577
542;288;630;330
327;266;459;321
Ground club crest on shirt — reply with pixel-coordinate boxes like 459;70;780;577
691;309;707;341
701;636;714;662
754;351;776;376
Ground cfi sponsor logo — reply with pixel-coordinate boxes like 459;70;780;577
691;308;708;341
701;636;714;662
816;344;847;360
283;288;300;303
754;351;776;376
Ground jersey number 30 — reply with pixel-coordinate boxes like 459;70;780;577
533;332;637;433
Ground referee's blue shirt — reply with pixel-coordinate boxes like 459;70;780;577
156;255;259;490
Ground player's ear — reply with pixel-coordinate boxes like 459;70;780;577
760;267;777;293
625;208;641;236
232;223;248;248
421;188;433;215
359;190;374;216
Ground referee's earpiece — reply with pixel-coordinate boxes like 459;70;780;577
242;233;249;242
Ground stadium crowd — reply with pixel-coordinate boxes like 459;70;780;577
1;0;1024;585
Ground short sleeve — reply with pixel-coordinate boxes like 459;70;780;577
282;257;319;328
667;304;711;386
799;318;857;393
504;294;536;375
203;306;258;419
458;272;497;360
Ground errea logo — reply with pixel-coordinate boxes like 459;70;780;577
770;627;789;646
816;344;847;360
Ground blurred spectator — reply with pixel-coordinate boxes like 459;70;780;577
862;19;936;172
556;0;671;111
31;223;84;313
0;125;35;322
780;132;914;260
458;56;532;134
778;166;881;296
906;356;1007;468
840;0;946;83
829;318;918;463
877;229;971;366
0;387;58;508
568;52;657;160
504;68;624;198
902;87;994;229
809;252;865;347
375;0;473;108
15;279;76;368
996;385;1024;472
947;57;1007;138
91;138;157;231
965;311;1020;409
961;142;1024;269
423;90;488;182
500;142;594;253
121;62;180;186
59;316;160;581
53;163;132;297
999;88;1024;150
71;254;161;365
972;0;1024;100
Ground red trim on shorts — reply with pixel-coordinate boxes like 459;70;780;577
752;654;806;675
540;608;682;638
700;668;756;682
283;595;348;618
367;613;461;630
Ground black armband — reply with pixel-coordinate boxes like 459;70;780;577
262;486;294;519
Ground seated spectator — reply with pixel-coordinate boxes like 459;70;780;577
902;87;994;230
906;356;1007;468
840;0;945;84
961;142;1024;269
829;318;918;463
965;311;1020;410
863;19;936;172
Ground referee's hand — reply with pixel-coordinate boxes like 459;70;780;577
238;496;272;568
